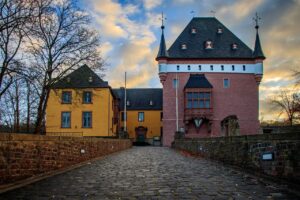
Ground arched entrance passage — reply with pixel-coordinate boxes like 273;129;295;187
135;126;148;143
221;115;240;136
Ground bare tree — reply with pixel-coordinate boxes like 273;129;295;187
0;0;36;98
271;90;300;126
27;0;103;134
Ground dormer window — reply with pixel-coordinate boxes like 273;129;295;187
217;28;223;34
67;77;71;83
88;76;93;83
191;28;197;34
232;43;238;50
181;44;187;50
205;40;213;49
126;100;130;106
149;100;153;106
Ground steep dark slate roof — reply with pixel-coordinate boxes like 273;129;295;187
156;27;169;59
185;74;213;88
253;31;265;59
167;17;254;59
113;88;162;110
52;65;109;89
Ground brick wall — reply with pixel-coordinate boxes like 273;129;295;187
173;133;300;184
0;134;132;185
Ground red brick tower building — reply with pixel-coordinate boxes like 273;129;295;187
156;17;265;146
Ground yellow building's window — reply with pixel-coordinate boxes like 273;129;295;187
83;91;92;104
138;112;144;122
62;91;72;104
61;112;71;128
82;112;92;128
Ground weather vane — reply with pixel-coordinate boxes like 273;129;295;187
253;12;261;29
190;10;195;18
210;10;216;17
159;12;167;29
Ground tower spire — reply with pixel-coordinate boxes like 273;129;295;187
156;12;168;60
253;12;265;59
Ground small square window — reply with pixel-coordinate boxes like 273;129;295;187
224;79;230;88
210;65;213;71
138;112;144;122
188;65;191;70
181;44;187;50
191;28;197;34
232;43;238;50
126;101;130;106
199;65;201;71
243;65;246;71
83;91;92;104
205;41;213;49
62;91;72;104
221;65;224;71
217;28;223;34
232;65;235;71
177;65;180;71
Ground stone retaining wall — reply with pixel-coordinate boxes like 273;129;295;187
0;134;132;185
173;133;300;184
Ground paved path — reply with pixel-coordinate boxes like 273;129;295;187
0;147;298;199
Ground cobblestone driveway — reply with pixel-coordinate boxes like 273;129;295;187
0;147;298;199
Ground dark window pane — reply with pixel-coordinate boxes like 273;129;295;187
204;92;210;99
192;92;198;98
199;92;204;98
187;92;193;99
192;100;198;108
83;92;92;103
199;100;204;108
205;100;210;108
187;100;192;108
83;112;92;128
62;92;71;103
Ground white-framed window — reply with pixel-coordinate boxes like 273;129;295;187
138;112;144;122
61;112;71;128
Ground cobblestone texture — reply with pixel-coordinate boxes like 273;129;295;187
0;147;298;199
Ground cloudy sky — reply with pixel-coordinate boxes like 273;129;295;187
79;0;300;121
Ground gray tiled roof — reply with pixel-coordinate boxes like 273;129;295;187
113;88;162;110
253;31;265;59
185;74;213;88
52;65;109;89
167;17;254;59
156;28;169;59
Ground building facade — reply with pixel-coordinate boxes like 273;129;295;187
113;88;163;144
156;17;265;146
46;65;118;137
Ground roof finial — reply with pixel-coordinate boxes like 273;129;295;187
210;10;216;17
159;12;167;30
253;12;261;31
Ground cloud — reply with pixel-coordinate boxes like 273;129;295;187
143;0;162;10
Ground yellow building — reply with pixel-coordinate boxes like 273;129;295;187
46;65;117;137
113;88;163;144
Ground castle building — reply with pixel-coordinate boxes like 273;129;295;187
156;17;265;146
46;65;118;137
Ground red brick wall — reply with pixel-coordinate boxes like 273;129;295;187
162;72;260;146
0;134;132;185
